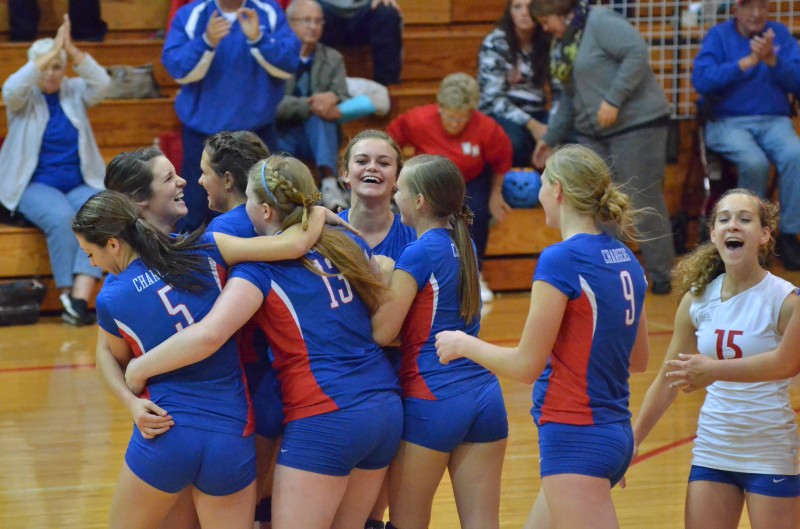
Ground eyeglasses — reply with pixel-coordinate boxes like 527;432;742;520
290;17;325;27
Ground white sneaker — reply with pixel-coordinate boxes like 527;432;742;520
321;178;350;211
479;275;494;303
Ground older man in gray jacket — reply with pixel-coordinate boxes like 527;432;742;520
277;0;351;210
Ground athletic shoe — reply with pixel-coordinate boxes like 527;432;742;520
60;293;96;326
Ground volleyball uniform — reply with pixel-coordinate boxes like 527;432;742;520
95;233;255;494
339;209;416;259
531;233;646;483
229;246;402;475
394;228;508;451
340;209;416;372
206;205;284;439
207;203;257;239
689;273;799;485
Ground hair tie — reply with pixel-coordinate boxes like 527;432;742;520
303;191;322;210
458;205;475;226
298;191;322;230
260;161;278;204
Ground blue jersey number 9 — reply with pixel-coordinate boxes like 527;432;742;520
620;270;635;326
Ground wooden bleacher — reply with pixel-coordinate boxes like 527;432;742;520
0;0;719;305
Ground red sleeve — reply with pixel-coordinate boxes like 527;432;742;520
386;111;412;147
481;114;513;174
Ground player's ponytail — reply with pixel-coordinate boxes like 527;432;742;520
543;144;647;242
72;191;210;292
403;155;481;323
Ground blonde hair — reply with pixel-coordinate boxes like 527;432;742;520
436;73;480;111
248;155;385;311
672;188;778;296
28;38;66;64
543;144;639;241
402;155;481;323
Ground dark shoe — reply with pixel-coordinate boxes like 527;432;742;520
652;280;672;295
777;233;800;271
60;293;96;326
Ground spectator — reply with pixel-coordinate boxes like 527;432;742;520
692;0;800;270
277;0;351;211
318;0;403;86
387;73;513;303
163;0;300;232
0;15;109;326
532;0;675;295
478;0;553;167
8;0;107;42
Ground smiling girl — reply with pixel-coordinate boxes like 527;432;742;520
633;188;799;529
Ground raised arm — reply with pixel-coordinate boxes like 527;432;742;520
435;279;567;384
125;278;264;392
666;291;799;389
632;292;698;448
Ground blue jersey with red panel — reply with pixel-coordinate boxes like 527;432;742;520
229;244;397;423
394;228;493;399
205;205;269;367
531;233;646;426
95;233;253;436
207;204;256;240
339;210;416;259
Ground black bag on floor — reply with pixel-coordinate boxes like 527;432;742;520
0;280;47;326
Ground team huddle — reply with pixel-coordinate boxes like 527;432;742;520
79;131;800;529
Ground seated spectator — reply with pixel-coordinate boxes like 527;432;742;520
692;0;800;270
277;0;351;211
318;0;403;86
478;0;553;167
387;73;513;303
8;0;107;42
0;15;110;325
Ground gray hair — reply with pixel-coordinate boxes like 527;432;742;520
27;38;67;64
436;73;480;111
286;0;321;18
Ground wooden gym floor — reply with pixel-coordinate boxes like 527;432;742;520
1;266;798;529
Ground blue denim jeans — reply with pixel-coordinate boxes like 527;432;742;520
17;182;103;288
276;115;339;173
705;115;800;234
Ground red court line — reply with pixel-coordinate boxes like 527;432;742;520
0;362;95;374
632;407;800;466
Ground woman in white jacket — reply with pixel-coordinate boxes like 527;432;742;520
0;14;109;326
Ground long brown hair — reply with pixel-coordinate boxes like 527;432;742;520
205;131;270;197
402;155;480;323
72;191;211;292
104;147;164;202
248;155;385;312
497;0;550;87
672;188;778;296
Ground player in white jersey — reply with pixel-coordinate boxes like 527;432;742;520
634;188;799;529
